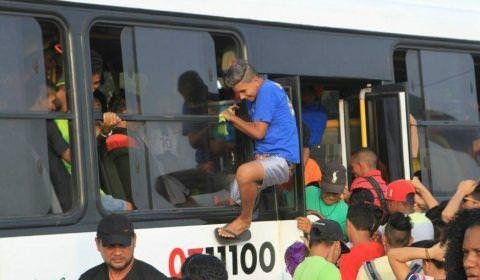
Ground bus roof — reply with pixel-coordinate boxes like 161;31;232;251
60;0;480;42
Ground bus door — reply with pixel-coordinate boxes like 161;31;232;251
271;76;304;212
341;84;411;183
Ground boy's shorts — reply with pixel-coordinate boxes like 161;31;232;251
230;156;290;204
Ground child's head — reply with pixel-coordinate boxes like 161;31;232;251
284;241;308;276
350;148;378;177
181;254;227;280
320;161;346;205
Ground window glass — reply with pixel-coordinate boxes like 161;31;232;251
0;16;74;217
120;27;218;115
91;24;240;211
301;84;342;166
405;50;425;119
406;50;478;121
401;49;480;196
416;126;480;196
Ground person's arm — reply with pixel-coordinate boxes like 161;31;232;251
411;177;438;209
388;243;445;280
442;180;477;222
296;217;312;234
47;121;71;163
101;194;133;211
100;112;122;133
61;148;71;163
221;105;268;140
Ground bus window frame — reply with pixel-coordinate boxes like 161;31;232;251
0;11;86;230
393;45;480;197
86;19;276;222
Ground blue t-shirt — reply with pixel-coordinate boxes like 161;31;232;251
302;103;327;147
246;80;300;163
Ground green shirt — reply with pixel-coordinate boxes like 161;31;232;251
54;119;71;174
305;185;348;236
293;256;341;280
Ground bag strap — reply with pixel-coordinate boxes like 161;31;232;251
406;262;423;279
364;261;382;280
365;176;389;222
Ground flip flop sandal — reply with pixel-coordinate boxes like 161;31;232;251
214;226;252;245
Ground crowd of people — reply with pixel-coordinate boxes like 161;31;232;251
287;147;480;279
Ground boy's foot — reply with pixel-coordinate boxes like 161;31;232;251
216;217;251;239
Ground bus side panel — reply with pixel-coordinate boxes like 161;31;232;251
0;220;300;279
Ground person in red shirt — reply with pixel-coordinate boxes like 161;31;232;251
338;203;385;280
349;149;388;209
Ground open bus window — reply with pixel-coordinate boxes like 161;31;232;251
90;24;241;211
395;49;480;197
0;15;76;217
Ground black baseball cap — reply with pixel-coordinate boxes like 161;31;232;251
321;161;347;194
310;219;350;254
97;214;134;247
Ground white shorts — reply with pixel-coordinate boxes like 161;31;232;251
230;156;290;204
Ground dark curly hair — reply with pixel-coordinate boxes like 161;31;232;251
445;208;480;279
181;254;228;280
347;203;379;235
385;212;412;248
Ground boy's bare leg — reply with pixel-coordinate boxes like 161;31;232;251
218;161;264;238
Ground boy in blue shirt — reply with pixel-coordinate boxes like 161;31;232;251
216;60;299;242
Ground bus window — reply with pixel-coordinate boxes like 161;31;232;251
395;49;480;196
90;24;241;211
0;16;75;217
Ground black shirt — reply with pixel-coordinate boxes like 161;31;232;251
79;259;168;280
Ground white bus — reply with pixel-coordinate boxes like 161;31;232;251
0;0;480;279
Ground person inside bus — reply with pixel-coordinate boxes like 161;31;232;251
173;70;236;204
178;70;234;174
79;213;168;279
95;94;136;211
356;212;413;280
216;60;299;242
301;84;327;147
46;81;73;212
46;81;132;212
91;49;108;113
